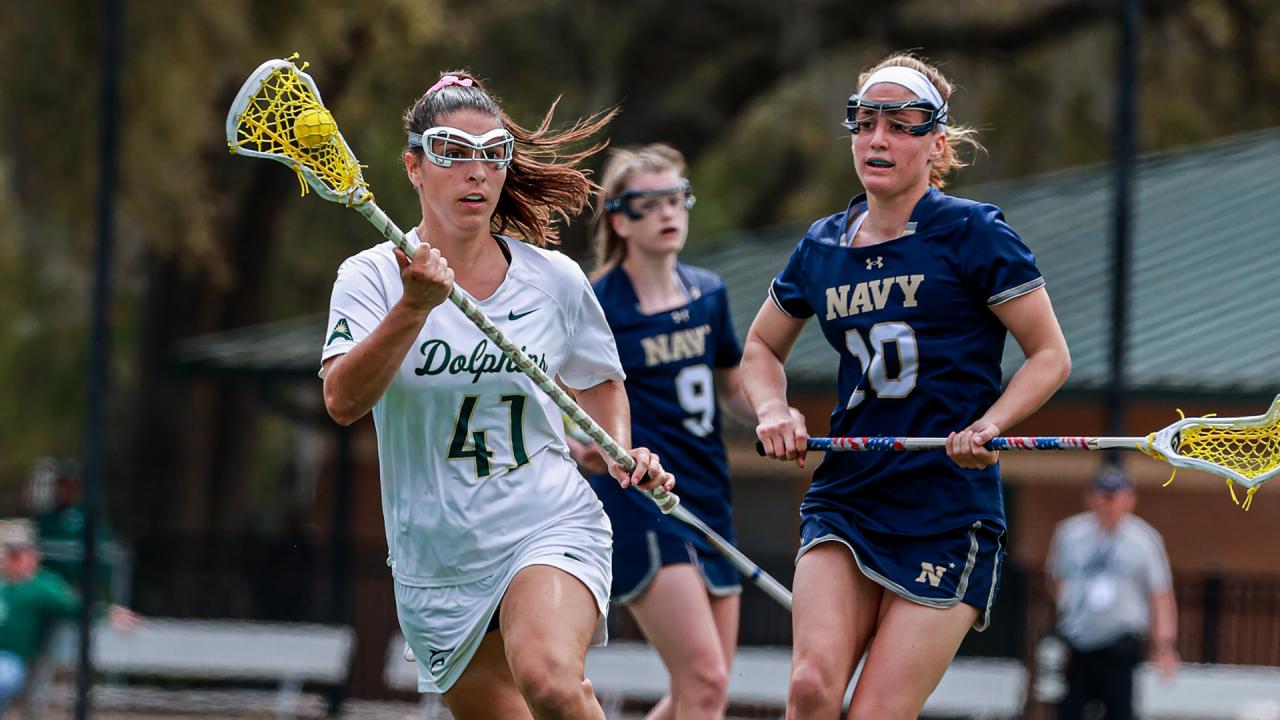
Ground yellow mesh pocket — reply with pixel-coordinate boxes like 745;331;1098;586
228;57;366;202
1179;420;1280;484
1151;398;1280;510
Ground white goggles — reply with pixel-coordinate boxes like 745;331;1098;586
408;126;514;170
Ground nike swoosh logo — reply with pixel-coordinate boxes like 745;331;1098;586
508;308;539;321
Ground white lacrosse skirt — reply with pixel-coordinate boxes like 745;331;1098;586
394;502;612;694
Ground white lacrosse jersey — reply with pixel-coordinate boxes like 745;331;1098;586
321;230;624;587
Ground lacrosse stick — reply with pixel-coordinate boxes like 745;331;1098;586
226;56;792;610
756;396;1280;510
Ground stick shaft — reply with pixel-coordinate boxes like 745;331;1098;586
358;202;792;608
756;436;1150;453
669;504;793;610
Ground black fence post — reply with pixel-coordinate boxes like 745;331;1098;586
326;424;354;716
1106;0;1141;450
79;0;124;717
1201;571;1223;664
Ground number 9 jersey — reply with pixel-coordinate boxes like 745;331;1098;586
769;188;1045;535
588;264;743;598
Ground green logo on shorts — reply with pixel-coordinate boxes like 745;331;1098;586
428;648;452;673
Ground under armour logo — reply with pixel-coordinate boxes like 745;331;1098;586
670;308;691;324
914;561;956;587
866;256;884;270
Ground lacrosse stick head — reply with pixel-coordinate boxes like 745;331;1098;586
1146;395;1280;490
226;56;371;206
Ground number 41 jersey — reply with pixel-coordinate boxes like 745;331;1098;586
590;264;743;545
321;231;624;588
770;188;1045;535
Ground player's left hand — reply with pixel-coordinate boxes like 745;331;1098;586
608;446;675;493
947;419;1000;469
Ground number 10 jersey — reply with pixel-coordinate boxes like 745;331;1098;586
770;188;1045;535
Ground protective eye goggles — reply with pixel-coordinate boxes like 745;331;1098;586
844;96;948;136
407;126;515;170
604;179;696;220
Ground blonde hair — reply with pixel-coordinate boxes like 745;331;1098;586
589;143;687;278
403;71;616;246
856;53;983;188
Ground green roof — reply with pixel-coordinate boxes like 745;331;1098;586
685;128;1280;394
177;128;1280;394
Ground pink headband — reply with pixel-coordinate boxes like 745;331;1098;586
427;75;474;96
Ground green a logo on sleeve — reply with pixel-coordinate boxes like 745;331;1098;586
327;318;354;345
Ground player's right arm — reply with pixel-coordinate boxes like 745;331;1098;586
741;300;809;467
323;241;453;425
574;379;674;493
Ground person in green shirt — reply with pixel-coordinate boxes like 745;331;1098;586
34;465;116;598
0;519;135;713
0;518;77;712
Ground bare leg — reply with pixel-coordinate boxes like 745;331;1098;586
786;543;882;720
628;564;739;719
441;630;535;720
501;564;607;720
845;593;978;720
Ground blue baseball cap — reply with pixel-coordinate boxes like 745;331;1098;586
1093;465;1134;493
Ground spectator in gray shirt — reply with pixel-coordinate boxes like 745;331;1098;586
1045;464;1178;720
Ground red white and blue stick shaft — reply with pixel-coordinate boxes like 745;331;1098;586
757;436;1149;454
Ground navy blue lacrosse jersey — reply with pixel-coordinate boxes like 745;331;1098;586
770;188;1044;534
588;264;743;547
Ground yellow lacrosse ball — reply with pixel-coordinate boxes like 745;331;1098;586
293;108;336;148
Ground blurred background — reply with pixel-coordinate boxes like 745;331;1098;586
2;0;1279;718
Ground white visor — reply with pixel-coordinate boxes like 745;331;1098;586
857;66;948;126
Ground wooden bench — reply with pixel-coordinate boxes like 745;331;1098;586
1137;662;1280;719
35;618;355;720
583;641;1026;719
384;635;1026;719
383;635;448;718
387;636;1280;719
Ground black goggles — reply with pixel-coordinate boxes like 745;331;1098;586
604;179;696;220
844;96;948;136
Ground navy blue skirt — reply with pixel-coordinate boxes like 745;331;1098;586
799;510;1006;630
591;472;741;604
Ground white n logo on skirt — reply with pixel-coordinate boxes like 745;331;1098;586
914;561;953;587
